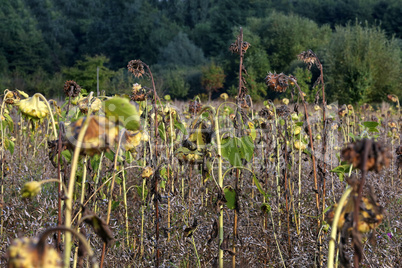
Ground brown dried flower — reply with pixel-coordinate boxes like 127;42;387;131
265;72;289;93
276;105;290;117
4;91;21;105
338;105;348;117
387;94;398;103
396;145;402;156
127;60;145;78
229;41;251;54
63;80;81;98
131;83;147;102
258;107;273;120
188;100;202;114
298;49;317;69
326;183;383;234
341;139;391;172
6;236;62;268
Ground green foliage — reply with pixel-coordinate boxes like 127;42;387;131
159;32;206;67
289;67;314;103
221;136;254;167
0;0;51;74
223;186;237;210
62;55;115;93
330;163;352;182
201;62;225;101
103;97;140;131
324;22;401;104
161;69;190;99
246;12;331;72
0;0;401;103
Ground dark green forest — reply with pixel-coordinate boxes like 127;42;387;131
0;0;401;104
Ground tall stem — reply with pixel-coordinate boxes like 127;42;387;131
100;129;125;267
290;80;320;228
352;139;371;267
328;187;352;268
63;92;93;268
34;93;58;139
215;110;224;268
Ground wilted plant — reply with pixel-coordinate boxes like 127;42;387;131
6;226;97;268
264;72;289;93
341;138;391;172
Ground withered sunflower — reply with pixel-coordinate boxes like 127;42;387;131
188;100;202;114
127;60;146;78
4;91;21;105
341;139;391;172
297;49;317;69
122;130;142;152
7;237;62;268
65;116;119;156
63;80;81;98
77;97;102;114
265;72;289;93
17;95;49;119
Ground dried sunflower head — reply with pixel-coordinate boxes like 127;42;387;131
131;83;147;102
189;100;202;114
276;105;290;117
78;97;102;114
396;145;402;156
17;95;49;119
127;60;145;78
63;80;81;98
265;72;289;93
21;181;41;198
258;107;273;120
122;130;142;152
4;90;22;105
326;196;383;234
341;139;391;172
338;105;348;117
387;94;398;103
141;166;153;178
298;49;317;69
229;41;250;54
6;237;62;268
65;116;119;156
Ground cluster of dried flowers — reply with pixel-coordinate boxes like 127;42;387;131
341;138;391;172
229;41;250;54
264;72;290;93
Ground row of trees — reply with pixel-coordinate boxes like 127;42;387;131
0;0;401;103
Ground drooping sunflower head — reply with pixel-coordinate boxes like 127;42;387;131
127;60;146;78
122;130;142;152
6;236;62;268
17;95;49;119
78;97;102;114
265;72;289;93
65;116;119;156
341;138;391;172
4;91;22;105
387;94;398;103
298;50;317;69
131;83;147;102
